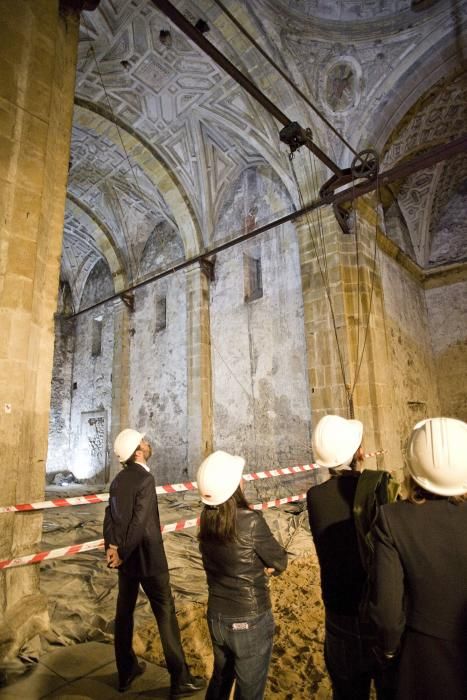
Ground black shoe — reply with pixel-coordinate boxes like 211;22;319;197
170;674;206;698
118;661;146;692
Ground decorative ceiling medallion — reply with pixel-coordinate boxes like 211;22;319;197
323;57;362;114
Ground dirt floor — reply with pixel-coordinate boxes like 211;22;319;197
36;476;335;698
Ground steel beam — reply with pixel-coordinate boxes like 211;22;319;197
69;132;467;318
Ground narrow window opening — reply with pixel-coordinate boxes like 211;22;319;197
155;295;167;332
244;254;263;302
91;316;103;356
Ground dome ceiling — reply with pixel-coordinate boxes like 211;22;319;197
269;0;441;23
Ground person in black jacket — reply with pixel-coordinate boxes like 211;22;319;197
306;414;394;700
104;428;205;697
197;450;288;700
370;417;467;700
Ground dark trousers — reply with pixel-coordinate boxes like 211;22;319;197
115;570;188;684
205;608;275;700
325;610;396;700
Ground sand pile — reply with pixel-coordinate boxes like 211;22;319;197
135;556;331;699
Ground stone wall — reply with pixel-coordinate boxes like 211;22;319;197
129;274;188;485
210;223;312;470
46;314;75;479
426;279;467;422
379;252;441;460
68;305;114;482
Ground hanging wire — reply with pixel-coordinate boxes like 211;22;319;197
350;168;362;386
80;4;379;423
289;153;351;410
211;0;358;159
349;170;381;399
209;1;389;419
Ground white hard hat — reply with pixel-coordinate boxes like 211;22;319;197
114;428;144;463
407;417;467;496
197;450;246;506
312;414;364;468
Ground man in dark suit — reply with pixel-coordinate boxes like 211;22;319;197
306;415;394;700
104;428;205;697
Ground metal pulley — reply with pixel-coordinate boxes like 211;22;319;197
351;149;379;180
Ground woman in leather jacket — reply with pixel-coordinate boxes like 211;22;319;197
197;450;288;700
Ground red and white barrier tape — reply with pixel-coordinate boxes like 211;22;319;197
252;493;306;510
0;492;309;570
0;451;385;515
0;539;105;570
0;494;110;514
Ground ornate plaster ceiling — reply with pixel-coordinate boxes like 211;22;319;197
383;72;467;267
270;0;441;22
62;0;467;308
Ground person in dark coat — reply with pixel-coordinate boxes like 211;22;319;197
370;417;467;700
103;428;205;697
197;450;288;700
306;414;394;700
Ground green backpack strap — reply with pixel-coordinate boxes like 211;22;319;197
353;469;399;621
353;469;400;574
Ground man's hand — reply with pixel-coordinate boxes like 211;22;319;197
106;545;122;568
372;646;399;668
265;567;275;576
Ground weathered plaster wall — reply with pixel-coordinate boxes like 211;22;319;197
46;315;75;479
67;261;114;482
210;164;311;470
129;273;188;485
380;252;440;457
128;225;188;485
210;223;312;470
425;280;467;422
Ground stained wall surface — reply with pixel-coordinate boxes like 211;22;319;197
426;279;467;423
380;253;441;457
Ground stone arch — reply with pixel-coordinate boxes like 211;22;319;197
376;71;466;266
65;196;127;298
79;258;115;311
356;26;467;153
213;161;296;241
138;221;185;278
73;100;202;257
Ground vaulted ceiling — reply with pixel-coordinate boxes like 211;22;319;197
62;0;467;310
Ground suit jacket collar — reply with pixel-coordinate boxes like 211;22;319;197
125;460;150;473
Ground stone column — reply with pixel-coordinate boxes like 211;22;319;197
108;298;131;482
185;262;213;476
0;0;82;661
296;201;402;472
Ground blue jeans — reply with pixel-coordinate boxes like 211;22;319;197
206;608;275;700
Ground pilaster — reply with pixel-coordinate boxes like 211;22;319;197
185;262;213;476
109;299;131;481
296;201;403;473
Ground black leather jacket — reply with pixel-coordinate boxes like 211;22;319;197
200;508;288;616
